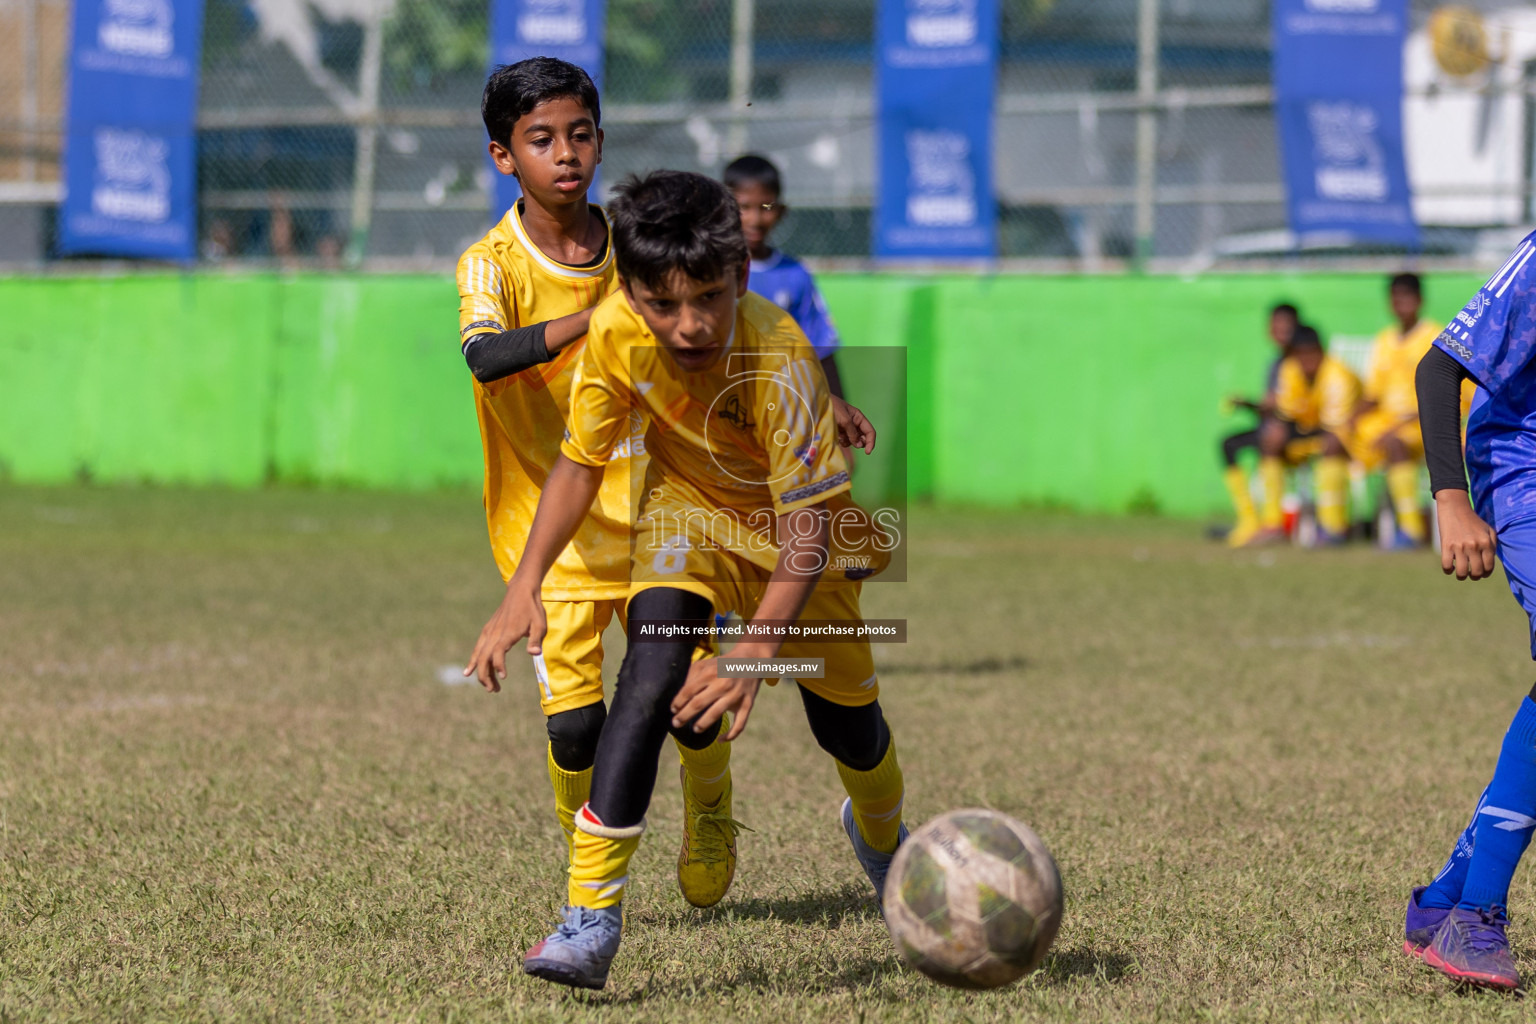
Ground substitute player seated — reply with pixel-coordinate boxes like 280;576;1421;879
1255;327;1362;545
1346;273;1442;548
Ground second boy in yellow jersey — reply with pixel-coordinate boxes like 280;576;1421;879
1348;274;1442;546
456;58;737;906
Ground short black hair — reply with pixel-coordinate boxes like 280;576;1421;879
608;171;749;293
722;154;782;197
1390;272;1422;297
1271;302;1300;321
1290;325;1323;352
481;57;600;149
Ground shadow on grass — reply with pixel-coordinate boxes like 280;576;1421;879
629;882;881;929
600;953;908;1005
879;655;1029;677
1035;945;1138;986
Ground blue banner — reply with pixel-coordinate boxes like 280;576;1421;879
59;0;204;260
874;0;997;261
1273;0;1418;248
487;0;605;218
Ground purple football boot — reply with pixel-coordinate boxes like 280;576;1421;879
1403;886;1451;959
1423;906;1520;991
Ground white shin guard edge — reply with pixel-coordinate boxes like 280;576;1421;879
575;804;646;840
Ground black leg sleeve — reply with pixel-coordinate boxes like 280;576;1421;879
1220;428;1261;468
587;588;718;827
797;684;890;772
546;701;607;772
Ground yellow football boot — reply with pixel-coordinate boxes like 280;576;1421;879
676;764;750;908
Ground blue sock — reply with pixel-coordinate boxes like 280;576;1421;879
1459;698;1536;912
1420;784;1489;910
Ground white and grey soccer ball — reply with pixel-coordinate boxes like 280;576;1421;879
884;808;1063;990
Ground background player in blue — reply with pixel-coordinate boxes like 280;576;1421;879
1404;231;1536;991
723;154;845;399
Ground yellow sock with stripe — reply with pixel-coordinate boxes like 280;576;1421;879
1388;462;1427;542
1222;463;1259;528
568;805;644;910
546;745;592;860
836;740;906;855
1315;457;1350;536
1259;457;1286;531
675;728;731;807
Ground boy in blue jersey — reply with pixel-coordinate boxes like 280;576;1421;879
1405;232;1536;990
723;154;845;398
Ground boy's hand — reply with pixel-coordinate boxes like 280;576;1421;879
1436;490;1498;581
464;581;546;693
831;396;876;455
670;657;760;741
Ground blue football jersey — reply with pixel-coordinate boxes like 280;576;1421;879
747;250;841;359
1436;230;1536;527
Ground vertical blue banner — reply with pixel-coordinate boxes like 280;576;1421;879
487;0;605;219
874;0;998;261
1273;0;1418;248
59;0;205;260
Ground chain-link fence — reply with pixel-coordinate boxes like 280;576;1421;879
3;0;1535;268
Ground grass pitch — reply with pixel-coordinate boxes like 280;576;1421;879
4;485;1536;1022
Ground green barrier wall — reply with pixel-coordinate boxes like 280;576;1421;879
0;271;1487;515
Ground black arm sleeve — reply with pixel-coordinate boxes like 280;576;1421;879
819;353;845;401
462;322;550;383
1416;345;1471;495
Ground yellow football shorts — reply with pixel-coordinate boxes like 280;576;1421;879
533;599;626;716
1349;409;1423;469
629;526;880;708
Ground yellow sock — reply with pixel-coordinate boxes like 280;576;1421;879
1223;465;1258;533
568;805;644;909
547;745;592;860
676;727;731;807
1259;457;1285;531
836;739;905;855
1315;457;1349;536
1389;462;1427;541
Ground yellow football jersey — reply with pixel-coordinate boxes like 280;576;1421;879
561;290;851;573
1365;319;1442;421
1276;355;1362;434
456;202;637;597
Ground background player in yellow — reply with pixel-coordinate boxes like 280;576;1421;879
454;58;736;907
465;171;908;991
1346;274;1442;547
1254;326;1362;543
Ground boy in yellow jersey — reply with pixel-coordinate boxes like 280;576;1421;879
455;58;739;908
1346;273;1443;548
465;171;908;991
1255;326;1363;544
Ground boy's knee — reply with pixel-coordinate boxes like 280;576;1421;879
799;686;890;771
1259;424;1285;457
1322;433;1347;458
547;702;607;771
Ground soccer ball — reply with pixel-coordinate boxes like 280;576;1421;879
884;809;1063;990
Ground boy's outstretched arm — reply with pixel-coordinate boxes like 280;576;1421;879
463;308;597;384
669;505;830;741
1418;346;1498;580
465;454;604;690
